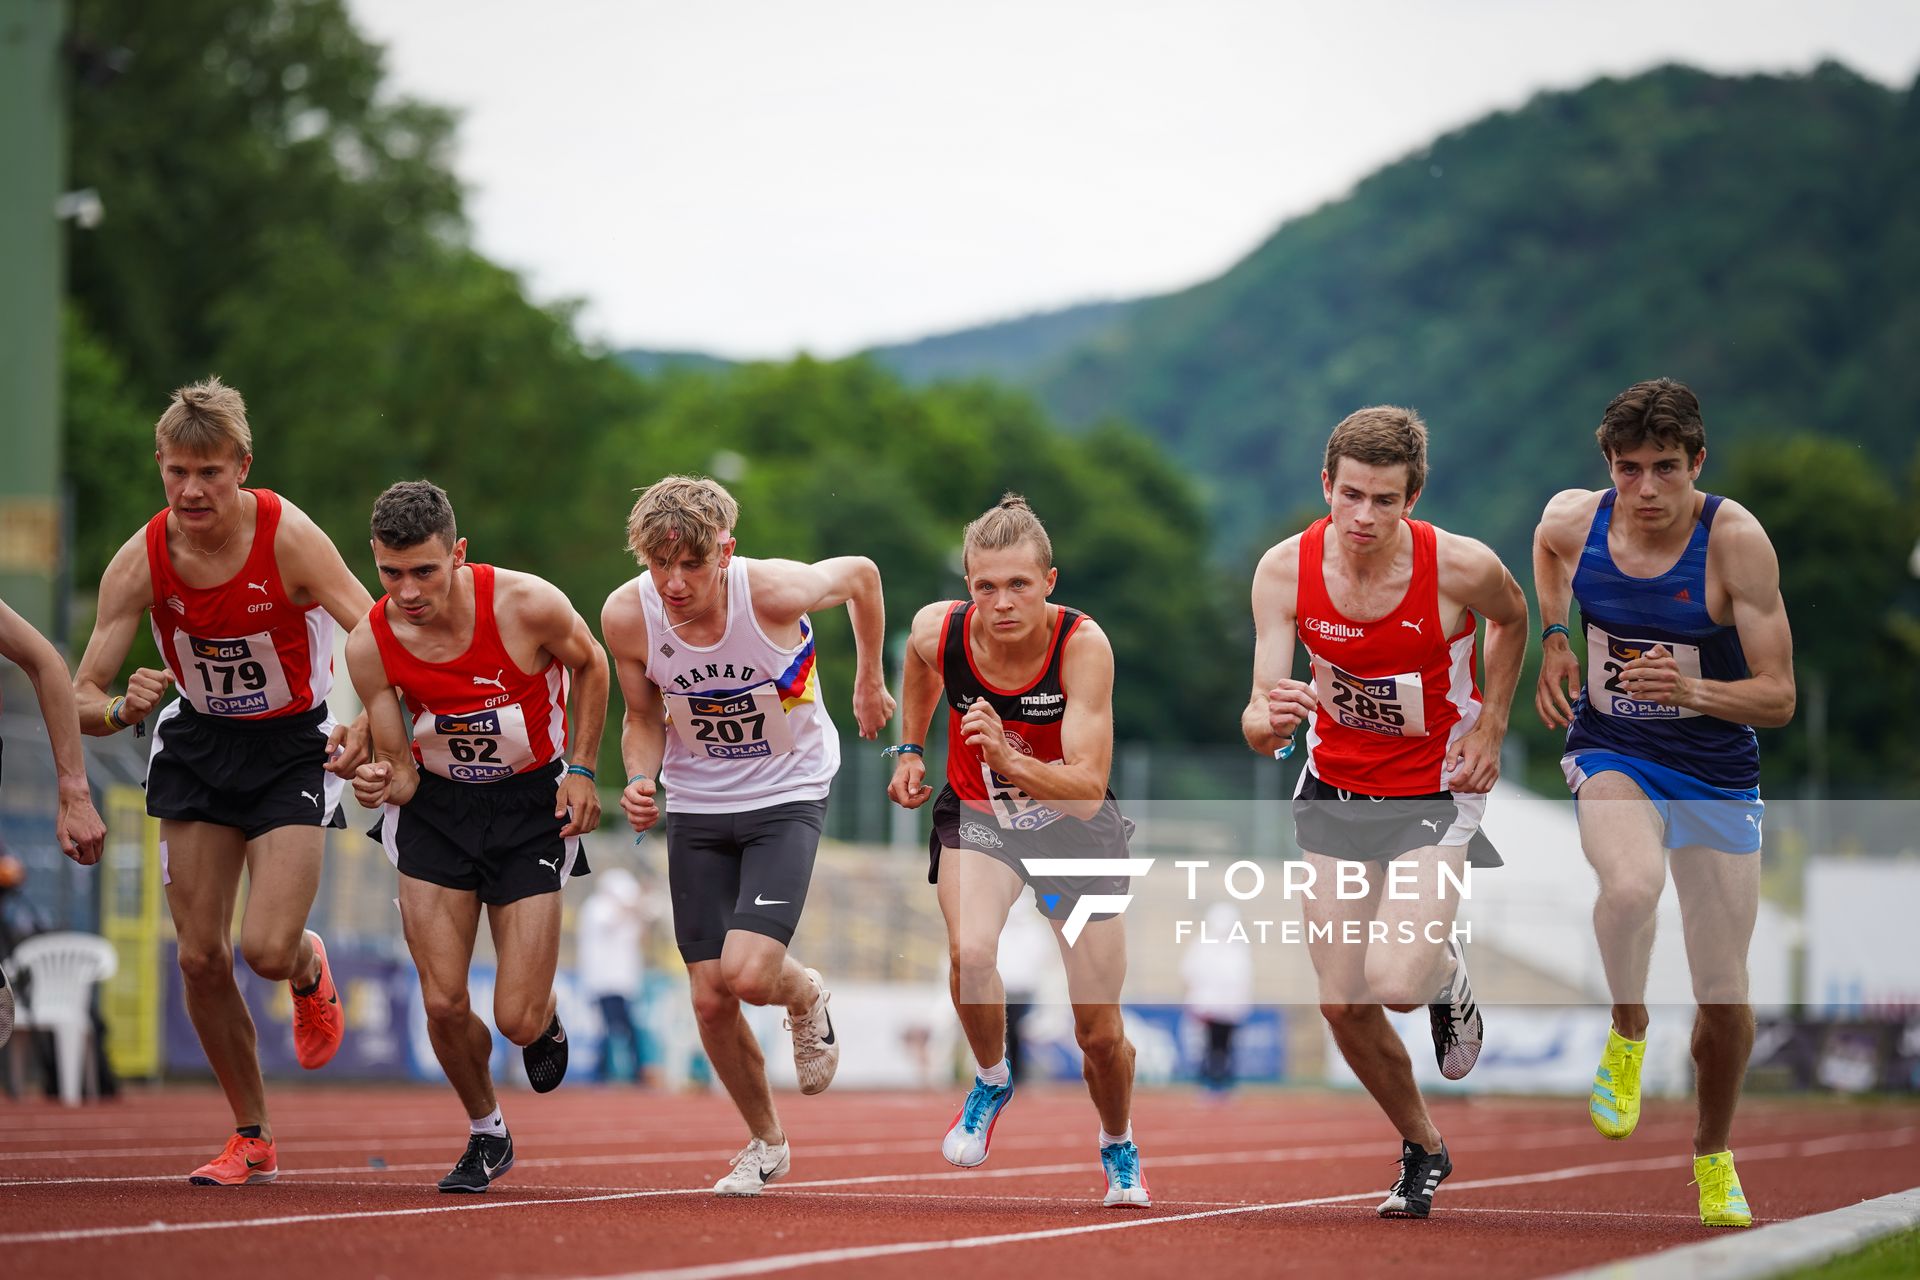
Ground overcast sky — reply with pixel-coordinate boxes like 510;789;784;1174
348;1;1920;359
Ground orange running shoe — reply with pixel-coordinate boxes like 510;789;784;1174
189;1133;278;1185
291;929;344;1069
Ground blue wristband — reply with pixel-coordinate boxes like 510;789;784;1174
627;772;651;785
565;764;596;781
882;743;924;758
1542;623;1572;643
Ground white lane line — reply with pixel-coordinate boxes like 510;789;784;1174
3;1126;1906;1249
0;1120;1696;1189
0;1112;1449;1164
1543;1186;1920;1280
570;1128;1920;1280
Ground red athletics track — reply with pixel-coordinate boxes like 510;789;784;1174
3;1086;1917;1280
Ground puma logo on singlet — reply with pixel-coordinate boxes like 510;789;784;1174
247;581;269;594
538;856;560;873
301;790;320;807
473;670;507;692
1401;619;1423;634
165;595;186;614
1420;818;1441;833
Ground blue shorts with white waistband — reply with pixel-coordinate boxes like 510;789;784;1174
1563;750;1763;854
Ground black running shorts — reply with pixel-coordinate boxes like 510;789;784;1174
373;763;589;906
146;701;347;840
666;799;828;962
929;786;1136;922
1291;769;1503;867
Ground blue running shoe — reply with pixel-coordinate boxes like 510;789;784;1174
1100;1140;1151;1207
941;1078;1013;1167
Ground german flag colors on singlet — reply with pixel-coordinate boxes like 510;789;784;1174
145;488;336;720
367;564;570;783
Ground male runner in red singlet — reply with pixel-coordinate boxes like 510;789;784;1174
1243;407;1528;1219
603;475;892;1196
73;377;371;1184
888;494;1149;1208
347;480;608;1193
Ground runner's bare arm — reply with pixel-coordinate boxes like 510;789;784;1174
1533;489;1598;729
510;576;608;836
1638;503;1795;728
276;503;379;772
276;497;377;627
886;601;949;810
0;597;107;864
73;530;172;735
751;555;894;739
963;620;1112;819
1244;536;1312;755
601;581;665;834
344;618;418;808
1440;532;1530;792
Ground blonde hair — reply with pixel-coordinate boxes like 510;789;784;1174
155;376;252;460
626;475;740;565
1324;405;1428;499
962;492;1052;575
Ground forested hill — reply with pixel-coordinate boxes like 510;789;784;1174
1036;62;1920;563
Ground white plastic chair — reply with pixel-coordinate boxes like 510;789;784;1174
8;933;118;1106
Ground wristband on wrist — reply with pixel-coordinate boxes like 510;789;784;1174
882;743;924;758
105;696;127;731
564;763;596;781
627;772;651;786
1542;623;1571;643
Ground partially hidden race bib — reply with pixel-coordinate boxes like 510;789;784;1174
666;685;797;762
415;704;536;782
1585;625;1703;720
172;630;294;717
981;761;1067;831
1311;655;1428;738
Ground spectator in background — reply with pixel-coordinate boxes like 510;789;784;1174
579;867;648;1084
1182;902;1253;1098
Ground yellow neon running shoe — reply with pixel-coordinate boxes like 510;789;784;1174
1589;1026;1645;1140
1693;1150;1753;1227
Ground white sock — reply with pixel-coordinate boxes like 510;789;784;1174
470;1107;506;1137
1100;1125;1132;1148
976;1058;1011;1087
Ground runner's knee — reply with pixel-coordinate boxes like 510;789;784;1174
240;934;301;982
494;1001;548;1046
420;985;472;1026
176;941;235;989
1074;1013;1126;1063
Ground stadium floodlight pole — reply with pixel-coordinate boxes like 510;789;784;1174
0;0;68;640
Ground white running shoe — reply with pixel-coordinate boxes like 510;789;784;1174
1428;937;1483;1081
712;1138;791;1196
785;967;839;1096
941;1078;1014;1167
1100;1140;1151;1208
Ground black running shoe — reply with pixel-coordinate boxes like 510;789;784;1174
1428;938;1483;1081
523;1013;568;1093
1377;1140;1452;1218
438;1132;514;1193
